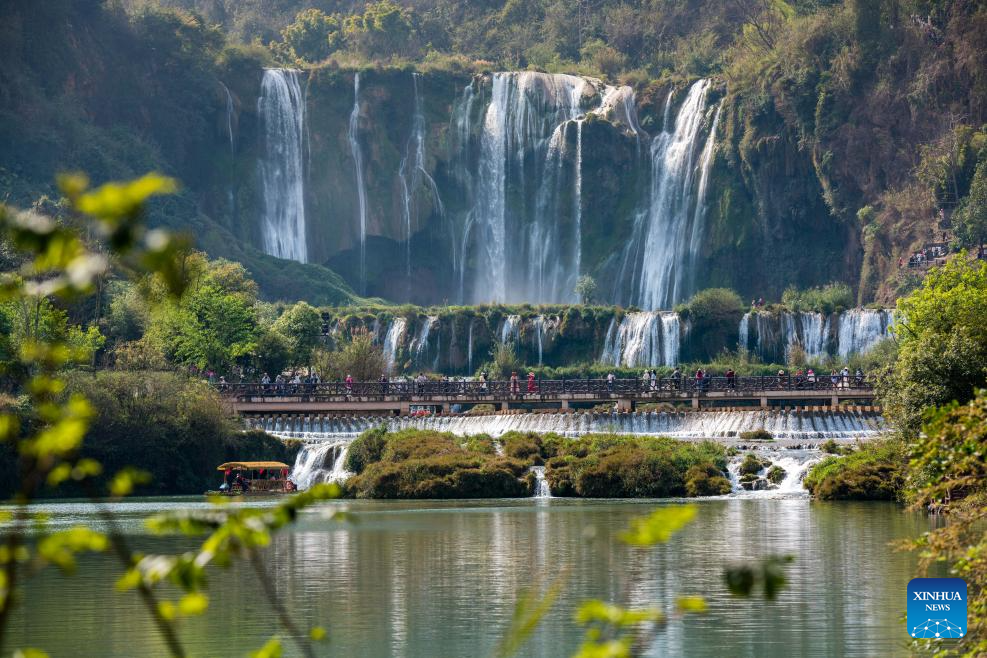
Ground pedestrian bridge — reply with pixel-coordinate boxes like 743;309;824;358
221;376;877;416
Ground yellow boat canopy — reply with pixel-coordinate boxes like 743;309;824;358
217;461;290;471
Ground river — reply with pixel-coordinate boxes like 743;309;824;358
5;496;932;657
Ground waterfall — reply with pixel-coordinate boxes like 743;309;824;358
798;312;831;361
686;101;722;293
349;72;368;292
467;321;474;373
471;73;596;303
637;79;716;309
289;441;351;490
500;315;521;345
739;312;750;352
412;316;438;366
534;316;545;365
398;73;444;284
600;312;680;367
267;409;886;443
451;82;477;304
382;318;407;373
220;82;235;156
573;120;583;286
837;309;894;358
531;466;552;498
257;69;307;262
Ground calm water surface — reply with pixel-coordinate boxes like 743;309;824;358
6;497;932;657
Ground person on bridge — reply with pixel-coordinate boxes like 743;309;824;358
725;368;736;389
650;369;657;391
807;368;816;385
830;370;839;388
695;368;705;392
855;368;864;386
777;369;786;387
480;370;489;392
380;373;388;394
511;372;520;397
840;366;850;389
261;372;270;385
527;372;536;393
345;374;353;395
606;372;615;393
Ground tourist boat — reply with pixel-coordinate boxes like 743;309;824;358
209;461;296;495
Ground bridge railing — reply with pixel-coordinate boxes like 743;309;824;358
218;375;872;401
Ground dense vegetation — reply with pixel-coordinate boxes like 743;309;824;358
343;427;732;499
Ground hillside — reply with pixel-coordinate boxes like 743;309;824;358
1;0;985;306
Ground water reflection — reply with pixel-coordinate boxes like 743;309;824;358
5;498;928;657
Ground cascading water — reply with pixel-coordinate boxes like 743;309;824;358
467;321;474;374
399;73;444;284
290;441;351;489
257;69;307;262
412;316;438;367
636;79;718;309
263;409;886;443
531;466;552;498
382;318;407;373
500;315;521;345
837;309;894;358
469;73;640;304
349;72;368;292
601;312;680;367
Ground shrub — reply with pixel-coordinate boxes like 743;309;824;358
738;453;768;475
803;440;905;500
740;429;773;442
766;465;786;484
685;463;733;496
344;425;388;473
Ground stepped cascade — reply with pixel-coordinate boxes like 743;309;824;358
253;409;885;442
257;69;307;262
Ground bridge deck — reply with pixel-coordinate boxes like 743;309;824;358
221;376;876;414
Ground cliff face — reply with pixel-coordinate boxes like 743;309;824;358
6;1;983;308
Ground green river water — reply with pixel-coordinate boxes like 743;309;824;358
5;497;936;657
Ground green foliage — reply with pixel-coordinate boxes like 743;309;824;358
739;429;773;442
275;9;342;64
780;283;854;313
312;330;385;381
955;160;987;249
738;453;769;475
802;440;905;500
685;463;733;496
678;289;744;360
879;258;987;436
344;425;388;474
545;435;729;498
766;465;786;484
271;301;322;366
342;1;418;60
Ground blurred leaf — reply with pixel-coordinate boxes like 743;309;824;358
725;555;794;600
309;626;327;641
249;637;282;658
178;592;209;616
75;174;177;222
675;596;707;613
110;468;152;497
13;649;50;658
37;527;108;573
619;505;696;546
493;574;565;658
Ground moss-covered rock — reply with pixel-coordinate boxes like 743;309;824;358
685;463;733;496
803;441;905;501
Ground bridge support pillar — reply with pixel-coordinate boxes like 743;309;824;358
831;395;839;408
617;399;633;412
561;399;570;411
399;402;411;416
759;396;768;409
498;402;508;412
691;396;700;410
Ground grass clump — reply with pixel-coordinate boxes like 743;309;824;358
739;429;774;442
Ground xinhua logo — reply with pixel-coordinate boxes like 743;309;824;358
907;578;967;639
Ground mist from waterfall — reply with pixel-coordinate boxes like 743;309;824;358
349;72;368;292
636;79;718;309
257;68;307;262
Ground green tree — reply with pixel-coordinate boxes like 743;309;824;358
679;288;745;360
271;301;323;366
575;275;598;304
313;330;385;381
276;8;342;64
879;257;987;437
956;160;987;250
343;1;417;59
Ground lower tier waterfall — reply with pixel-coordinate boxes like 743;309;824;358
252;409;884;442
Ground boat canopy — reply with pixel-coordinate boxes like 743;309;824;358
217;461;290;471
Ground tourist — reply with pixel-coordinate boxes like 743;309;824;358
380;373;388;395
606;372;615;393
672;366;682;390
345;373;353;394
650;369;657;391
527;371;536;394
725;368;736;389
777;369;786;387
840;366;850;389
480;370;489;392
807;368;816;386
641;370;650;391
795;368;804;389
695;368;704;392
511;371;520;396
830;370;839;388
854;368;864;386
